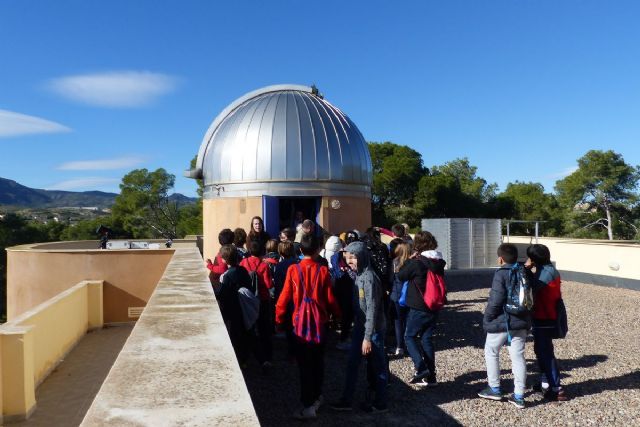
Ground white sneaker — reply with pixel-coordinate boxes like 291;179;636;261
312;395;324;411
394;348;404;357
293;406;317;419
336;341;351;351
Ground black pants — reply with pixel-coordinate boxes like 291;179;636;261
295;340;325;407
335;276;354;341
256;300;273;363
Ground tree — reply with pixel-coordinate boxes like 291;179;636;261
368;141;427;207
555;150;640;240
495;181;563;236
111;168;180;239
368;142;427;225
431;158;498;203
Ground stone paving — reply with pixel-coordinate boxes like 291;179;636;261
244;277;640;426
11;324;133;427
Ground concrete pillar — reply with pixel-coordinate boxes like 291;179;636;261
1;326;36;421
86;280;104;330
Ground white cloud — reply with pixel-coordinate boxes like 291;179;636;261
57;156;145;171
47;71;179;107
0;109;71;138
47;177;120;191
546;166;578;179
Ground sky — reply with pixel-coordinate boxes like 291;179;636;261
1;1;639;198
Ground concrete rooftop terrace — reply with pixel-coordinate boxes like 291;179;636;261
6;238;640;426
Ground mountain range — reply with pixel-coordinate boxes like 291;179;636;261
0;177;197;208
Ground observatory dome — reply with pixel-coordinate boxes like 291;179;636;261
189;84;372;198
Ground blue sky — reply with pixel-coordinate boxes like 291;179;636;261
1;1;639;197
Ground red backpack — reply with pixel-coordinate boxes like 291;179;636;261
293;264;323;344
421;260;447;311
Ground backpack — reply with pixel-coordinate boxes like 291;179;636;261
419;260;447;311
368;242;390;283
248;270;260;297
293;264;323;344
503;263;534;315
237;287;260;330
551;298;569;339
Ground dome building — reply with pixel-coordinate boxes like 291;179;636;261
186;84;372;258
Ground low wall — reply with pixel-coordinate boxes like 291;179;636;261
505;236;640;290
6;244;174;323
0;280;103;422
81;247;259;426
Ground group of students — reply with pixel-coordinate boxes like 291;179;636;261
205;216;567;419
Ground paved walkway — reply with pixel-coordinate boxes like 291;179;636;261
244;278;640;426
11;324;133;427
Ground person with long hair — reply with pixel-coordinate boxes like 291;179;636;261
389;242;411;357
247;216;271;256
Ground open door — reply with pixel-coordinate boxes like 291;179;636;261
262;195;280;238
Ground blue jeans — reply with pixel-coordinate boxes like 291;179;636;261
404;308;437;378
392;301;409;349
342;325;388;407
533;326;561;388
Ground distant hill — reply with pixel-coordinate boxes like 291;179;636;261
0;177;197;208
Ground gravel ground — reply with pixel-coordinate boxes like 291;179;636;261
243;277;640;426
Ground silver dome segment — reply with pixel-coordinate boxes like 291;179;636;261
187;84;372;198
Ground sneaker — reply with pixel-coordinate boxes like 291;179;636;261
312;395;324;411
360;402;389;413
394;348;404;357
336;341;351;351
415;378;438;387
544;388;569;402
477;386;504;401
292;406;317;419
329;399;353;411
508;394;526;409
409;370;429;384
532;382;550;393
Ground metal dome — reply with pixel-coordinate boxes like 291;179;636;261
187;84;372;198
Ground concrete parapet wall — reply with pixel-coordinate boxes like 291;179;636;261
81;247;259;426
505;236;640;290
6;245;174;323
0;280;104;422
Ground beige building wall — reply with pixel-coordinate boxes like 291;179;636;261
6;247;174;323
506;236;640;280
202;196;372;260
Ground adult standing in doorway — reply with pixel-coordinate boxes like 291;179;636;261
248;216;271;256
295;219;315;243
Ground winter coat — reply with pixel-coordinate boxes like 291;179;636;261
532;264;562;322
483;263;531;333
396;254;446;311
218;266;252;326
345;242;385;340
275;258;341;338
239;256;272;301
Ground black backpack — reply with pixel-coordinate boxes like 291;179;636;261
248;270;260;297
502;263;534;315
367;242;390;283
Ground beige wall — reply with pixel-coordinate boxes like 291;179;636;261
0;280;103;421
203;197;263;261
203;196;372;260
6;247;174;323
506;236;640;280
320;196;372;236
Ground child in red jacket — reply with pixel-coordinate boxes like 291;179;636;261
206;228;235;292
526;244;568;402
276;234;340;420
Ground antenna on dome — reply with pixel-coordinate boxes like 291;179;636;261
311;84;323;98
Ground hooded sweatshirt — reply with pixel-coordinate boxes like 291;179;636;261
320;235;342;269
345;241;385;341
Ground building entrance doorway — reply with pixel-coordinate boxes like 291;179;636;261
262;196;320;237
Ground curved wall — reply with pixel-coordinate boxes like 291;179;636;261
6;246;174;322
